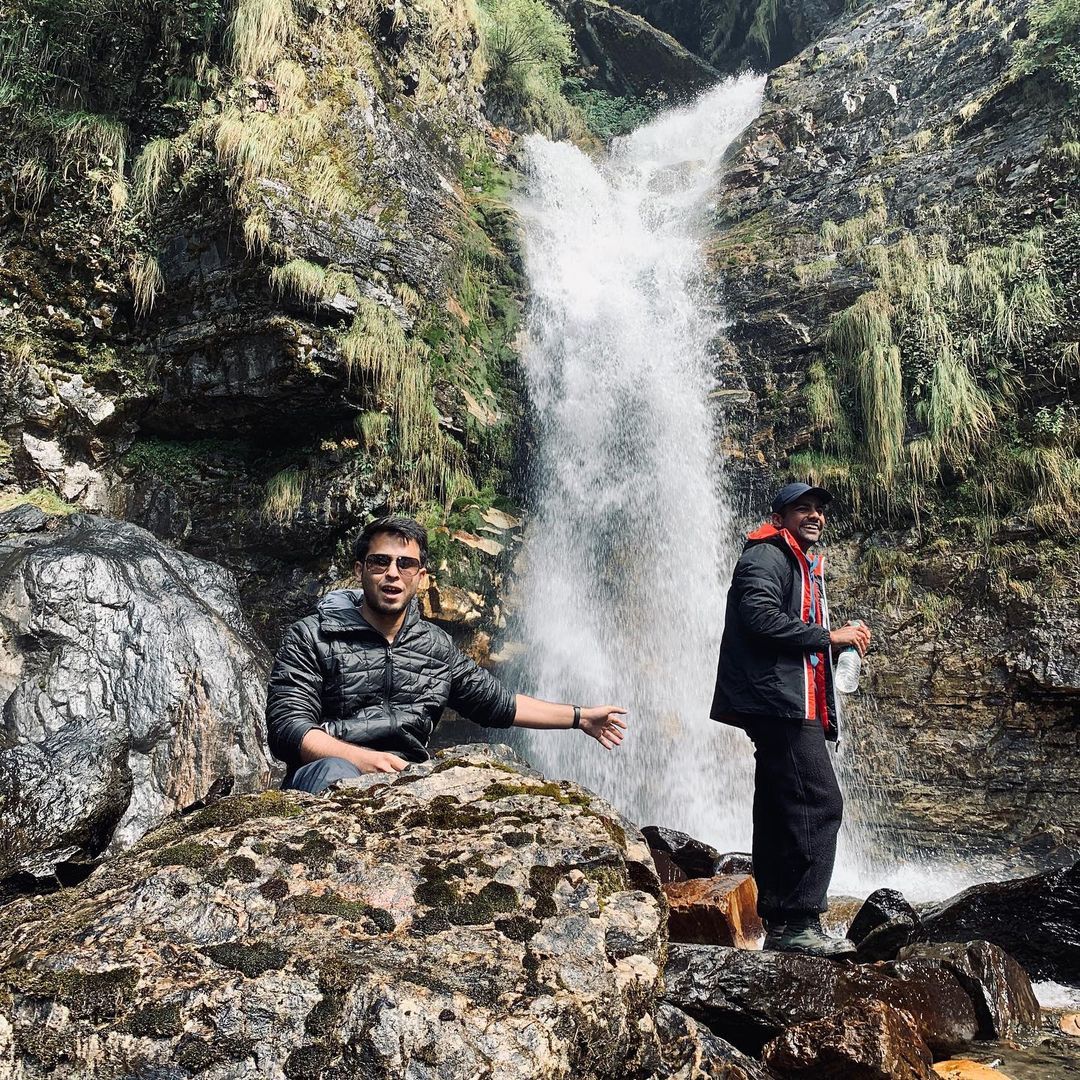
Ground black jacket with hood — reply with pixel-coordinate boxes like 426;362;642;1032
710;524;840;739
265;589;516;772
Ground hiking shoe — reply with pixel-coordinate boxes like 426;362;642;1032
763;917;857;959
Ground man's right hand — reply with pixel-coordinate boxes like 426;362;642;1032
350;747;409;774
830;622;872;656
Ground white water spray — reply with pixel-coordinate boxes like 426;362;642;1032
513;76;765;848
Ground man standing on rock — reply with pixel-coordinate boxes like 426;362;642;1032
711;482;871;958
266;516;628;793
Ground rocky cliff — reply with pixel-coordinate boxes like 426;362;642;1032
707;0;1080;864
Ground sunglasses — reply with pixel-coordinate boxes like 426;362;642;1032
363;554;424;577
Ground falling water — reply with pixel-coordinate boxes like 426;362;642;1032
512;76;766;848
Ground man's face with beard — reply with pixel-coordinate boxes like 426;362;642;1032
355;532;426;617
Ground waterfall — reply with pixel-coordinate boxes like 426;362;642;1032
512;76;766;849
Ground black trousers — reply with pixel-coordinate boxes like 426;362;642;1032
744;717;843;923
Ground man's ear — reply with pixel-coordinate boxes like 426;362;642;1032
353;560;365;581
770;513;784;528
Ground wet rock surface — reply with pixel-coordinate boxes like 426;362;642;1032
556;0;722;100
643;825;722;879
849;888;920;961
0;745;668;1079
0;510;271;890
664;875;763;948
663;943;981;1055
917;862;1080;984
652;1003;772;1079
896;942;1039;1042
761;999;935;1080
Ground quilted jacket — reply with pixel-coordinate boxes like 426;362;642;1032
265;589;516;771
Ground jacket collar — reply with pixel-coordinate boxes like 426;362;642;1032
316;588;421;637
745;522;824;572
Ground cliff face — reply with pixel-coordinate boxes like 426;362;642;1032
707;0;1080;864
0;0;526;642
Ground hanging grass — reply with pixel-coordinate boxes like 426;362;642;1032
131;138;175;213
356;410;392;449
129;252;164;316
339;299;411;385
230;0;296;76
262;467;305;523
269;259;358;305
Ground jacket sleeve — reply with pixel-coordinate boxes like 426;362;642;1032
265;620;324;764
447;647;517;729
734;545;832;654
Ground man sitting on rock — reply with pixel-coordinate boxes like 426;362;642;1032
266;516;627;793
710;483;871;958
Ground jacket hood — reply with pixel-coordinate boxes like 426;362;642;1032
744;523;822;569
316;588;420;634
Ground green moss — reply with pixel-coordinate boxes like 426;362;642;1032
415;878;459;907
127;1001;183;1038
528;865;561;919
259;876;290;900
290;891;395;932
446;881;520;925
4;966;138;1019
403;795;496;831
0;488;78;516
299;833;336;864
482;780;590;806
502;830;533;847
584;864;628;902
284;1044;336;1078
494;914;540;941
203;942;288;978
223;855;260;883
409;909;451;935
182;790;305;833
150;841;217;869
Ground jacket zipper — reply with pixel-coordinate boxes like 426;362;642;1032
383;640;393;711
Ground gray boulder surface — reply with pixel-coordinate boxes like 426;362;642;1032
0;745;671;1079
0;509;271;889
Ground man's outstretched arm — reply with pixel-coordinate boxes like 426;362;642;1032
512;695;627;750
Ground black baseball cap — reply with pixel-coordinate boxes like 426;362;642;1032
770;482;834;514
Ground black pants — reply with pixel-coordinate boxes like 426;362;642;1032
745;717;843;923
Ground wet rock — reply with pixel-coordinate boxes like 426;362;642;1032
555;0;721;101
761;1000;935;1080
823;895;864;937
664;875;763;948
0;512;271;889
896;942;1039;1042
848;888;920;961
643;825;721;878
663;943;978;1055
917;862;1080;983
652;1002;772;1079
0;747;666;1078
715;853;754;876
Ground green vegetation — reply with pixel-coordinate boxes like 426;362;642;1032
0;487;78;515
565;85;655;140
477;0;587;139
797;194;1079;533
1011;0;1080;110
262;467;306;524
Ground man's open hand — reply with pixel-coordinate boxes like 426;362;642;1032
352;747;409;773
830;622;872;656
579;706;627;750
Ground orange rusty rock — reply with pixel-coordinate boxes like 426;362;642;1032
1062;1012;1080;1036
663;873;763;948
933;1061;1014;1079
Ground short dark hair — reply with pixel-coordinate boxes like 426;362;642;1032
353;516;429;565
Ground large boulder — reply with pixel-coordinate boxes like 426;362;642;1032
663;943;979;1055
761;1000;935;1080
643;825;722;878
0;746;668;1078
848;888;920;961
895;942;1039;1042
917;862;1080;983
0;509;271;890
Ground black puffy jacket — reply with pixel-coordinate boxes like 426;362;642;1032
265;589;516;771
710;525;840;739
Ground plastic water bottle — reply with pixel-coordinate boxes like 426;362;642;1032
833;620;863;694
